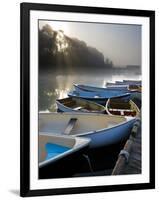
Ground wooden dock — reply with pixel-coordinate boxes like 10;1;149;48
112;118;141;175
73;117;142;177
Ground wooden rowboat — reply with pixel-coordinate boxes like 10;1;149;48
123;80;141;85
106;84;129;91
74;83;141;94
116;80;141;86
106;82;141;93
74;83;128;93
39;133;90;178
106;82;126;86
106;99;140;117
39;112;136;148
68;89;130;105
56;97;106;113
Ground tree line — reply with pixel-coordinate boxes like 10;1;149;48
39;24;113;73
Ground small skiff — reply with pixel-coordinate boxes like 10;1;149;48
116;80;141;87
106;98;140;117
106;84;129;91
123;80;141;85
39;112;136;148
68;89;130;105
106;82;141;92
56;97;106;113
74;83;128;93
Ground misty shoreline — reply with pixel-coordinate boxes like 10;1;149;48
39;66;141;76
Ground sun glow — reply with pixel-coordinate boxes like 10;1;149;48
55;88;69;99
56;31;68;52
39;21;70;36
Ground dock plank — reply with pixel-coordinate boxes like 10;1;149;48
112;119;141;175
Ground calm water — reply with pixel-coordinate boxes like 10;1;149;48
39;70;141;112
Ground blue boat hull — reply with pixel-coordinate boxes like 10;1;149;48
74;84;128;93
78;118;136;148
68;88;131;105
56;99;105;113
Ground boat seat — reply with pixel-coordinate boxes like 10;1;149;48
109;108;135;116
109;101;130;109
63;118;77;135
109;108;133;112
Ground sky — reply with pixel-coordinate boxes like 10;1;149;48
39;20;141;67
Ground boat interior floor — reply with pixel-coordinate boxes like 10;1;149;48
39;114;127;136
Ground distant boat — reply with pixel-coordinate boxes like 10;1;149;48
106;82;141;93
116;80;141;86
39;133;90;178
68;89;130;105
128;85;142;92
106;81;129;86
106;84;129;90
56;97;106;113
106;98;140;117
123;80;141;85
39;112;136;148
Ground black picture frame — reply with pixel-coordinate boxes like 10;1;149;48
20;2;155;197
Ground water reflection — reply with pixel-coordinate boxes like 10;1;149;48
39;71;141;112
55;88;70;99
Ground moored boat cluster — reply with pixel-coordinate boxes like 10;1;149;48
39;80;141;175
